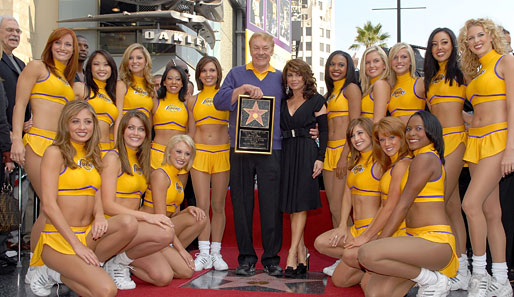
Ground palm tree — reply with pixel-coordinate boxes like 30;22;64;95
349;21;390;50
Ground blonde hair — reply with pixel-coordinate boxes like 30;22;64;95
389;42;417;86
115;111;152;182
372;117;410;171
458;18;507;79
54;101;101;170
119;43;155;98
249;32;275;48
163;134;196;171
360;46;392;96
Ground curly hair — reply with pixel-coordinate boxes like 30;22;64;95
347;117;374;169
388;42;417;86
360;45;392;96
423;28;464;97
119;43;155;98
282;59;318;99
458;18;507;79
324;51;359;99
372;117;409;171
54;100;102;171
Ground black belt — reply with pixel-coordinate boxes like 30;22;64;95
282;128;310;138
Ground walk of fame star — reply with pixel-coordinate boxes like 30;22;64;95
244;101;268;126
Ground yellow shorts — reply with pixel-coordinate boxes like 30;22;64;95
323;139;346;171
23;127;56;157
405;225;458;277
442;125;467;157
100;142;114;158
151;142;188;174
392;221;407;237
350;217;373;238
30;224;91;267
192;143;230;174
464;122;507;164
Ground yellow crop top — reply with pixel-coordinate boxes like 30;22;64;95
58;142;101;196
361;77;380;118
87;79;118;126
427;62;466;106
347;150;381;196
30;59;75;105
193;85;229;125
153;92;188;131
122;75;153;118
466;50;506;106
115;146;147;199
404;144;445;203
327;79;349;120
388;73;425;117
143;163;184;213
380;154;411;200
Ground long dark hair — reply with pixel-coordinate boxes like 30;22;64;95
409;111;445;165
324;51;358;99
282;59;317;100
157;65;188;102
423;28;464;98
85;50;118;102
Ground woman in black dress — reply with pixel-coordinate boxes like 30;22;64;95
281;59;328;277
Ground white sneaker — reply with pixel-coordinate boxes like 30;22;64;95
468;273;492;297
416;271;450;297
450;269;471;290
194;253;212;272
104;258;136;290
322;259;341;276
25;265;39;285
487;276;513;297
211;253;228;271
30;265;56;297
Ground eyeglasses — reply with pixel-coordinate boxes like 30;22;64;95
2;27;22;34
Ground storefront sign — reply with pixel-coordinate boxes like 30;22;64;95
143;29;207;53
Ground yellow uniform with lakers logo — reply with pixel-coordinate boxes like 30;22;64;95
192;85;230;174
144;163;184;213
87;79;118;155
23;59;75;156
388;73;425;117
30;142;101;266
122;75;153;118
428;61;467;157
115;146;148;199
347;150;381;237
464;50;508;164
361;77;380;118
404;144;457;277
324;79;348;171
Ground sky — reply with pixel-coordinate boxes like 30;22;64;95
334;0;514;59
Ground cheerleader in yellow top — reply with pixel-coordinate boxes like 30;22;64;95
314;117;382;287
359;46;392;123
115;44;154;136
359;111;457;297
10;28;79;273
141;135;207;281
73;50;119;155
30;100;137;297
424;28;470;290
151;66;190;186
185;56;231;271
458;19;514;296
388;43;426;125
100;111;177;290
342;117;411;274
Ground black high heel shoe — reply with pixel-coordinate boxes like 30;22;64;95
284;266;297;278
295;250;310;277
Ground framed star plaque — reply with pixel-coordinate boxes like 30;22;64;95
235;95;275;155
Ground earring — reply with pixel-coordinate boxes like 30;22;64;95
286;86;290;94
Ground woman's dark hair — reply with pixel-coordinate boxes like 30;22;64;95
85;50;118;102
324;51;359;99
195;56;222;90
157;65;188;102
409;111;445;164
282;59;318;100
423;28;464;98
